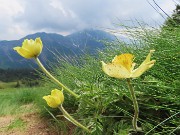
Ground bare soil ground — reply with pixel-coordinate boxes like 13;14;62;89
0;104;62;135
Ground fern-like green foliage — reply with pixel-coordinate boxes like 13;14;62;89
38;22;180;134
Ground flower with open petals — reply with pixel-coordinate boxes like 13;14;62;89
43;89;64;108
13;37;43;59
101;50;155;78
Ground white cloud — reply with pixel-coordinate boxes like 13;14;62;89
0;0;23;15
0;0;25;40
0;0;177;40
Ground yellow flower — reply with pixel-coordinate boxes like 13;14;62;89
43;89;64;108
101;50;156;78
13;37;43;59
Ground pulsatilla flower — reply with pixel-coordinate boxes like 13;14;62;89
43;89;64;108
13;37;43;59
101;50;155;78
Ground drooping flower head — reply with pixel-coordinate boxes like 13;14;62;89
43;89;64;108
101;50;155;79
13;37;43;59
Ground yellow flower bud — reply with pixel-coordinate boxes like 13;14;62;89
43;89;64;108
13;37;43;59
101;50;155;79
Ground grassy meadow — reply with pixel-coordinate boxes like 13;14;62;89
0;25;180;135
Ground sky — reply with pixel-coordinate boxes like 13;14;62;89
0;0;178;40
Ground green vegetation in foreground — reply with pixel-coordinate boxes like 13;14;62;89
1;27;179;135
41;26;180;134
1;27;180;135
1;26;180;135
0;87;51;116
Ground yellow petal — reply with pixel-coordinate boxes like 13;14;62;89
51;89;64;105
43;95;59;108
13;47;34;59
140;50;155;65
29;38;43;57
131;50;155;78
34;37;43;55
14;37;43;59
43;89;64;108
131;63;136;71
22;39;34;51
101;61;130;78
112;53;134;71
131;60;155;78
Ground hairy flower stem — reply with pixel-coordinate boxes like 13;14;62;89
127;78;139;131
35;58;95;107
59;105;91;133
35;58;79;98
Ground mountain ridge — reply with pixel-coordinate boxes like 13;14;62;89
0;29;115;69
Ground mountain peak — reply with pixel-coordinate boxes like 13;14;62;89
22;32;64;40
0;29;114;69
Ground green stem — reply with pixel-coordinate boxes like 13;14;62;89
35;57;96;108
59;105;91;133
35;57;79;98
127;78;139;131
